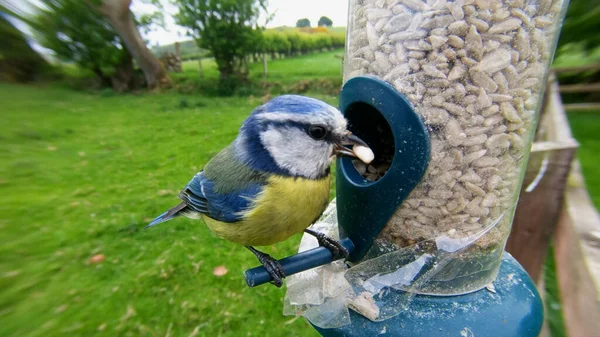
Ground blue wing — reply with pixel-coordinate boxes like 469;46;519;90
179;171;264;223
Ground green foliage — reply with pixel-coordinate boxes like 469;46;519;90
296;18;311;27
318;16;333;27
174;0;268;91
286;31;303;55
254;30;345;56
544;245;567;337
314;33;332;50
261;31;291;54
33;0;126;79
138;11;166;36
331;32;346;49
0;14;49;82
290;30;344;54
558;0;600;53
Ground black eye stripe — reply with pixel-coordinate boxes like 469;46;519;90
261;121;332;141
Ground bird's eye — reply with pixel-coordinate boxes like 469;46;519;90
308;126;328;140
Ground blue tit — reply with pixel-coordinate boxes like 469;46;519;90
147;95;370;287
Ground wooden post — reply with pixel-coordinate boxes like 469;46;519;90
506;143;577;280
551;63;600;74
243;55;249;76
505;80;578;281
334;54;344;77
564;103;600;111
559;82;600;93
175;42;180;57
198;58;204;78
553;159;600;336
263;53;268;79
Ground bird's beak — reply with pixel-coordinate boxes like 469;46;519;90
333;132;374;164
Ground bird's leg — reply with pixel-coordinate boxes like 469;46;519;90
304;229;349;260
246;246;285;287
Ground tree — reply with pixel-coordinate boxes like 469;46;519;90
33;0;130;88
285;31;302;56
0;14;49;83
296;18;311;28
317;16;332;27
174;0;267;93
89;0;171;89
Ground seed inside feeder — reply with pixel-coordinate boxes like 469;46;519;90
353;145;375;164
353;149;392;182
344;101;395;183
344;0;565;295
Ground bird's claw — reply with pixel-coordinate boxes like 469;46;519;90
247;246;285;287
260;255;285;288
304;229;349;260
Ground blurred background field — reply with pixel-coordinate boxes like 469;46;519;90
0;53;342;337
1;0;600;336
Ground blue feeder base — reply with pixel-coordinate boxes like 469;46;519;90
313;252;543;337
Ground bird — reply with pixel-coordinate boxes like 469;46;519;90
146;94;372;287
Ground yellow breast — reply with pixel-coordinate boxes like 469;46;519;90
202;175;331;247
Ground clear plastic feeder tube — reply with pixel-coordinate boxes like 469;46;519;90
343;0;569;295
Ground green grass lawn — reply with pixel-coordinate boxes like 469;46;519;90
179;50;344;84
0;82;342;337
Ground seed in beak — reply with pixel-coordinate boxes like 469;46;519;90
353;145;374;164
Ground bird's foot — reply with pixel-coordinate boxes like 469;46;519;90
246;246;285;287
304;229;349;260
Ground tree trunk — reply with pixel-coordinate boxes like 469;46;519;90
262;53;267;79
92;64;111;88
111;50;136;92
99;0;170;89
243;56;249;76
198;58;204;78
217;59;235;82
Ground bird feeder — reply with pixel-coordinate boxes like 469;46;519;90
246;0;570;335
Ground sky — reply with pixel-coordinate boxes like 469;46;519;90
8;0;349;48
265;0;348;28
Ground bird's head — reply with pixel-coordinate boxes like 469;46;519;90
234;95;371;179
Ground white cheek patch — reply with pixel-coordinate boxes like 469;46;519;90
261;126;333;179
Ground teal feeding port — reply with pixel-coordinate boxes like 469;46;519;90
336;76;430;263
